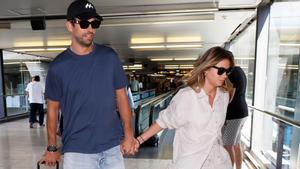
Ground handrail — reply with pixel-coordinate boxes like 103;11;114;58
139;91;171;108
132;89;155;95
248;105;300;128
134;90;176;137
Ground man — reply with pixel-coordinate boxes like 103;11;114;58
130;76;140;92
25;75;44;128
222;66;248;169
42;0;137;168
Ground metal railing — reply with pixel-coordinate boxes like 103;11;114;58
247;105;300;169
134;89;178;146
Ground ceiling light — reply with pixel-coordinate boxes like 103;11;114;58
166;44;202;48
13;48;46;52
4;62;22;65
13;47;67;52
23;61;42;64
131;44;202;50
47;40;71;46
131;37;164;44
150;58;173;61
123;64;143;70
174;58;197;61
164;64;194;69
280;43;300;47
167;36;202;43
234;57;255;60
102;19;213;27
14;41;44;47
46;48;67;51
130;45;165;49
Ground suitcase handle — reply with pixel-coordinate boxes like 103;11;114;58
37;160;59;169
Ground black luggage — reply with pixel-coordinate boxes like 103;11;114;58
37;161;59;169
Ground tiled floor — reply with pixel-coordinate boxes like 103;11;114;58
0;118;249;169
0;119;173;169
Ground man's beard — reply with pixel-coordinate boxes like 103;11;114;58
75;33;94;47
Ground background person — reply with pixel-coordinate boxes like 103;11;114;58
135;47;235;169
222;66;248;169
25;75;44;128
42;0;137;168
130;76;140;92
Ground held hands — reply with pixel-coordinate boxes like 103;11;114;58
121;135;145;155
121;135;139;155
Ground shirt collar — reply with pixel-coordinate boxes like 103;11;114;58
197;87;224;100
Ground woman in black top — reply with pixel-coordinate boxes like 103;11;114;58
222;66;248;169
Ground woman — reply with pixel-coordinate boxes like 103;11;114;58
135;46;235;169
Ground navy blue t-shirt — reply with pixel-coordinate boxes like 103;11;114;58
45;44;127;153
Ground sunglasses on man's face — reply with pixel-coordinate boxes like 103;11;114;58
72;19;101;29
212;66;232;75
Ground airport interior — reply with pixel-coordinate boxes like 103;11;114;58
0;0;300;168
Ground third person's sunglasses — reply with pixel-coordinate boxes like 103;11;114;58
212;66;233;75
72;19;101;29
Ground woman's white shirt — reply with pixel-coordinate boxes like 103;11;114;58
156;86;232;169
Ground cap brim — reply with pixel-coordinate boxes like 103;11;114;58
77;12;102;21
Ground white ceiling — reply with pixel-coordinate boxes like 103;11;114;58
0;0;259;69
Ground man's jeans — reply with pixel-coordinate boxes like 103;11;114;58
64;145;125;169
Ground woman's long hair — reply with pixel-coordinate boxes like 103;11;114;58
185;46;235;93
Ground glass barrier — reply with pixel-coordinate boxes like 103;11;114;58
2;50;50;117
265;1;300;124
5;94;28;116
250;107;300;169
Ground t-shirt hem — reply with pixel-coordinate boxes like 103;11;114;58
62;141;121;154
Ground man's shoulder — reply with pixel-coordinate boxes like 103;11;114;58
49;50;72;70
94;44;119;58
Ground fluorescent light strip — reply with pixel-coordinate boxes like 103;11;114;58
167;37;202;43
123;64;143;70
150;58;196;61
174;58;197;61
104;8;217;17
131;37;165;44
4;62;21;65
13;47;67;52
131;44;202;49
280;43;300;47
234;57;255;60
102;19;213;27
144;9;217;14
165;64;194;69
150;58;173;61
23;61;41;64
166;44;202;48
14;48;45;52
46;48;67;51
130;45;165;49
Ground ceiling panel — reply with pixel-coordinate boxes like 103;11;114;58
0;0;257;72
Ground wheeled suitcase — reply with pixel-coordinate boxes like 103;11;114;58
37;161;59;169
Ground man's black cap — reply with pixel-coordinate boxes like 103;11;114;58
66;0;102;20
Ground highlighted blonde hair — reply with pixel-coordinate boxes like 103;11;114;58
185;46;235;93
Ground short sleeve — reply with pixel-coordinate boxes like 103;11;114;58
112;53;127;89
45;66;62;101
156;91;187;129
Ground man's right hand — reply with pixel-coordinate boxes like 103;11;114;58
42;151;61;167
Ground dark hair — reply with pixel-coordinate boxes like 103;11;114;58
34;75;40;82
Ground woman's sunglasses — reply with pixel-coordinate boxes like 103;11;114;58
72;19;101;29
212;66;232;75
